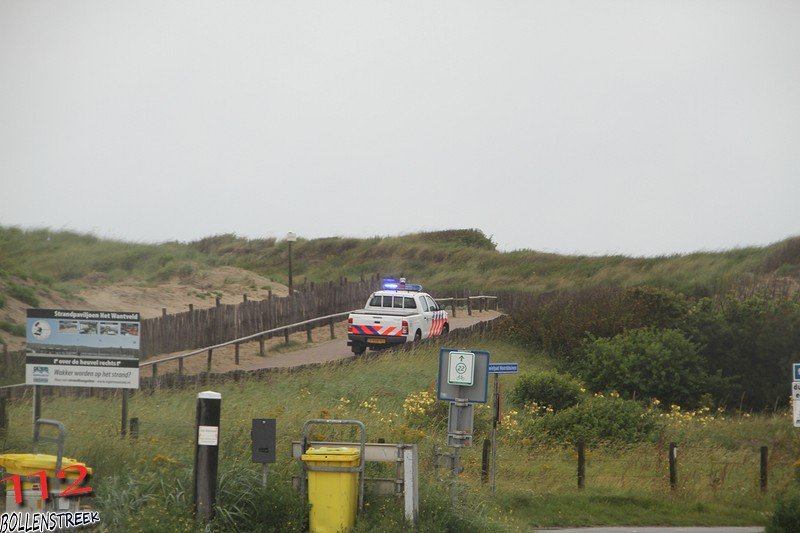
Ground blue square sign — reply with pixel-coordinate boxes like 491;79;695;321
794;363;800;381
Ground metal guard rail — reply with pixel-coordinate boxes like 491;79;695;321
0;294;499;389
139;311;352;369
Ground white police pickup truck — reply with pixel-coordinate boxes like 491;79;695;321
347;279;449;355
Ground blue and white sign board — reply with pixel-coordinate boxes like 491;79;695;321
26;308;140;389
448;351;475;386
437;348;489;404
793;363;800;428
794;395;800;428
488;363;518;374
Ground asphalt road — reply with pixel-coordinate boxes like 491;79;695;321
240;310;500;371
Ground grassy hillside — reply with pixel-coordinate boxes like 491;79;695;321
1;225;798;349
1;226;798;302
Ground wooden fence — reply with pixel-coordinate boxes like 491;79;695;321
140;277;379;356
1;345;25;381
0;315;504;399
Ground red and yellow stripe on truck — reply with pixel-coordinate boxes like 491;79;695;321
430;310;448;336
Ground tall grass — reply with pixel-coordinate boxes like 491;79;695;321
2;226;795;301
0;337;793;529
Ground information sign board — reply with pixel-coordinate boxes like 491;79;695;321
447;351;475;386
25;308;140;389
437;348;489;404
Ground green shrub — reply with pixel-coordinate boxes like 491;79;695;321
7;281;39;307
177;261;196;278
682;295;800;410
502;286;687;367
578;328;714;408
0;321;25;337
508;371;584;411
526;395;660;445
766;486;800;533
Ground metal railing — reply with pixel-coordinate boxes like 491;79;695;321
1;294;500;391
140;311;352;378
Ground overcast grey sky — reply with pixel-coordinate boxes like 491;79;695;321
1;1;798;256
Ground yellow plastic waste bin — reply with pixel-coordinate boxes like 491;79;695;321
0;453;92;514
301;447;361;533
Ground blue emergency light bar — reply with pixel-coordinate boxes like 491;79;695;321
381;278;423;292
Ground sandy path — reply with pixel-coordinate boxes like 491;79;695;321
140;310;501;377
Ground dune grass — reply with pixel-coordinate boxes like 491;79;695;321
2;226;795;318
0;336;793;531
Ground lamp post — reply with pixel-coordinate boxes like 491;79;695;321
286;232;297;297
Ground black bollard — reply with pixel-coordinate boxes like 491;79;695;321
194;391;221;522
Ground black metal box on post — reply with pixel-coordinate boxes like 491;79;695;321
251;418;277;487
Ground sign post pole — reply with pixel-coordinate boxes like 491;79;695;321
793;364;800;428
121;389;129;437
437;348;490;507
491;373;499;495
487;362;518;496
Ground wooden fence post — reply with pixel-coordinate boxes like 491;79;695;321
451;298;457;318
189;304;194;313
306;323;313;343
577;441;585;489
284;328;290;344
235;343;240;365
162;307;167;317
259;336;265;356
669;442;678;490
329;317;336;339
178;358;184;376
761;446;768;493
207;349;213;373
